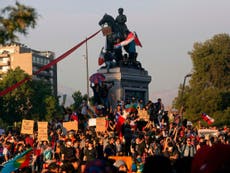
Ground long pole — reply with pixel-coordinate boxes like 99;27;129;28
181;74;192;123
85;38;90;103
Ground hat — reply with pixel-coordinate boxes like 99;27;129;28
113;160;126;168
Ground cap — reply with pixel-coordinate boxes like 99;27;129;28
113;160;126;168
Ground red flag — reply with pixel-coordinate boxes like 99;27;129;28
98;56;104;65
116;115;126;138
134;32;142;47
201;113;214;125
98;48;105;65
70;112;78;121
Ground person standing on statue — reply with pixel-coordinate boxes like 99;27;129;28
114;31;137;63
116;8;129;35
99;81;114;111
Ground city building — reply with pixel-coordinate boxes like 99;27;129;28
0;43;57;96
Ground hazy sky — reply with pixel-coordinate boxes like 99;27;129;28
2;0;230;105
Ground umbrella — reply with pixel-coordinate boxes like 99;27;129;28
89;73;105;84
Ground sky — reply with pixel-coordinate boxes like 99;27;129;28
1;0;230;106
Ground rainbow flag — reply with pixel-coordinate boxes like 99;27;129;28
0;148;33;173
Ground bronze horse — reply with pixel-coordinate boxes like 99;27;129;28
98;13;125;52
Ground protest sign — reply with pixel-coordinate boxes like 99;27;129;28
198;129;219;137
37;121;48;141
96;117;106;132
63;121;78;132
89;118;96;126
21;120;34;135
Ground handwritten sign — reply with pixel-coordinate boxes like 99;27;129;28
96;117;106;132
21;120;34;135
63;121;78;132
37;121;48;141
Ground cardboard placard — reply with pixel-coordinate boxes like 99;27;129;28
102;26;112;36
198;129;219;137
37;121;48;141
63;121;78;132
21;119;34;135
89;118;96;126
96;117;106;132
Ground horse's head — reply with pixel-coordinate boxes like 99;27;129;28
98;13;115;27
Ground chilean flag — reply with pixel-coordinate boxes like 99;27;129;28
114;31;142;48
70;112;78;121
134;31;142;47
201;113;214;125
116;115;126;139
98;48;105;66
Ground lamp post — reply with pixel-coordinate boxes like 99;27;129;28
84;37;89;103
181;73;192;123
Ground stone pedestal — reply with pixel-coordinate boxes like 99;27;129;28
98;66;151;108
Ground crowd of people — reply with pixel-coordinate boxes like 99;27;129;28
0;96;230;173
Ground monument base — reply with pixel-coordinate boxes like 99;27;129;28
98;66;151;108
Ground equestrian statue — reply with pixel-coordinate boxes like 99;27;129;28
98;8;142;72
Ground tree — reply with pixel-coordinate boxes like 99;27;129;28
71;91;88;111
0;67;33;123
45;96;57;122
173;33;230;126
0;1;38;44
0;67;60;124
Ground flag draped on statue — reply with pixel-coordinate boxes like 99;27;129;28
0;148;33;173
133;31;142;47
201;113;215;125
114;31;142;48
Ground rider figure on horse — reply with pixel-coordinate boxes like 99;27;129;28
115;8;129;35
